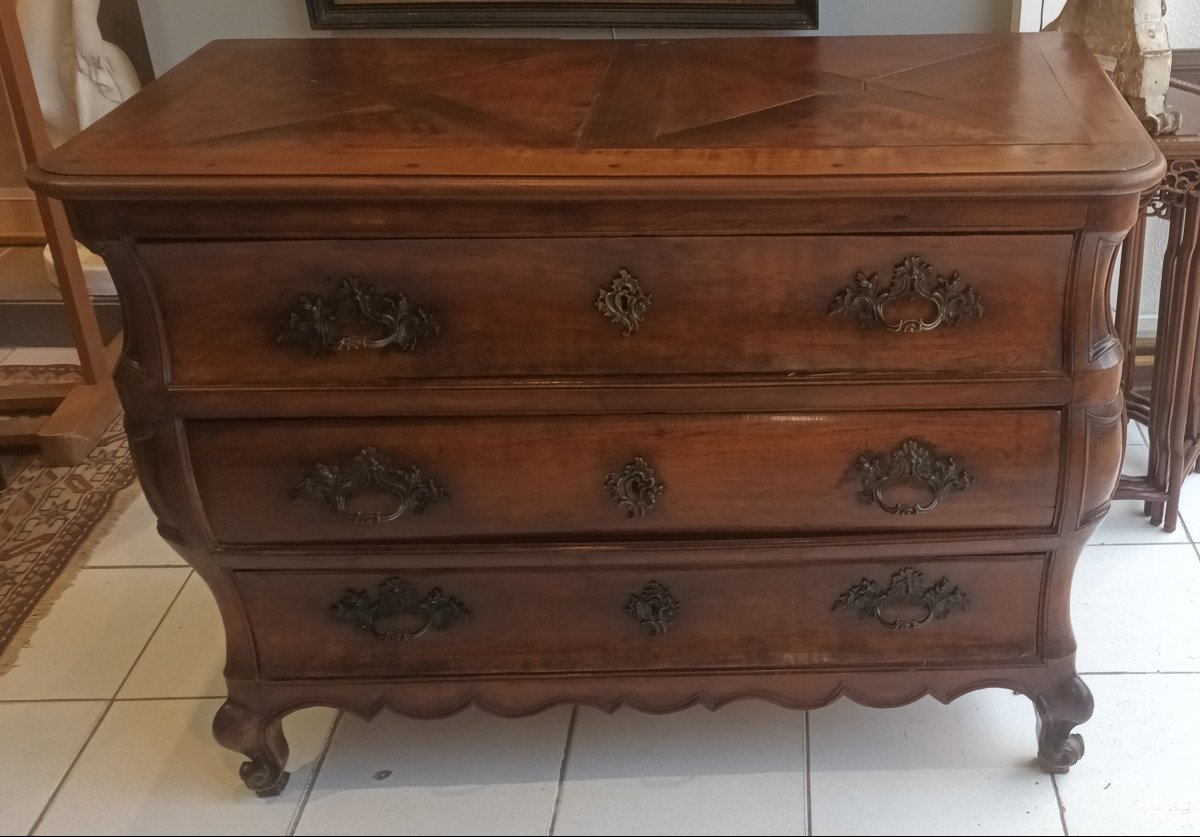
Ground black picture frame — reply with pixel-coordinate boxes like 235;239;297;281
305;0;819;30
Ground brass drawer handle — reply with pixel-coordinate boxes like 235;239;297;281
829;255;982;333
605;456;664;518
627;580;679;636
278;276;439;355
332;577;469;640
295;447;448;524
856;438;973;516
834;567;968;631
596;268;652;335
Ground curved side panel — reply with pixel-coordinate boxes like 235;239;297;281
1079;398;1126;528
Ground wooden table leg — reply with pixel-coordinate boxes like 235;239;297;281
1114;196;1171;511
1160;192;1200;530
1113;161;1200;533
1115;213;1148;418
1144;199;1186;526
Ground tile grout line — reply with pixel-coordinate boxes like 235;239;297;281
1051;773;1070;836
1187;531;1200;564
287;709;343;837
0;694;228;704
113;693;228;701
547;705;579;837
81;564;191;570
1134;420;1149;445
107;569;195;701
1080;670;1200;676
25;568;193;835
1174;482;1195;541
804;710;814;837
0;697;110;704
25;701;114;836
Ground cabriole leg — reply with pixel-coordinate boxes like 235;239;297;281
212;699;290;797
1034;674;1094;774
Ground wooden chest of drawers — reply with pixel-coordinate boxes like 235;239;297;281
30;33;1163;795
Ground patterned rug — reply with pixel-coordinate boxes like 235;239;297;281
0;365;137;675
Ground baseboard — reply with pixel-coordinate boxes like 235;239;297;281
0;299;123;347
1138;312;1158;340
1173;48;1200;92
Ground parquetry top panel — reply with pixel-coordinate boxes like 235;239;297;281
34;34;1161;193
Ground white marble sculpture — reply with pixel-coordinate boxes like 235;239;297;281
17;0;141;145
16;0;142;295
1047;0;1181;134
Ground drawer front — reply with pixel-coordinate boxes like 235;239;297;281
142;235;1071;386
188;410;1061;545
236;556;1045;680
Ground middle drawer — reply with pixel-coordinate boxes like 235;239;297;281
187;410;1062;545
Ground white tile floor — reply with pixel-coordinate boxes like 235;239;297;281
2;354;1199;835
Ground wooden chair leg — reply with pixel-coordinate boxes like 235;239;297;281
36;334;122;467
0;3;120;467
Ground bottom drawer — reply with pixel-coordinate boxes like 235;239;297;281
237;555;1045;680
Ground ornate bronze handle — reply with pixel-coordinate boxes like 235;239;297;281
605;456;664;517
834;567;968;630
596;268;652;335
278;276;439;355
332;577;469;640
829;255;982;333
626;581;679;636
856;438;973;516
295;447;448;523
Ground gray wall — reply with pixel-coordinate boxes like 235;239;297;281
136;0;1015;74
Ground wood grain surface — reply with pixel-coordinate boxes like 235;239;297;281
29;34;1159;794
141;235;1072;385
29;34;1162;198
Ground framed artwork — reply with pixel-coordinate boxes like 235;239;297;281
305;0;819;30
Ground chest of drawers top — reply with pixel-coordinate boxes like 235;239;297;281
31;33;1160;203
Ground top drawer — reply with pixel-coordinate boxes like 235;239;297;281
139;235;1071;387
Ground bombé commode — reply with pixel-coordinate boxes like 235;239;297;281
29;33;1163;795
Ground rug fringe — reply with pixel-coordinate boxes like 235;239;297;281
0;481;143;677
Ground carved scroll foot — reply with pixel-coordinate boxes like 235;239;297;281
212;700;291;797
1034;675;1094;774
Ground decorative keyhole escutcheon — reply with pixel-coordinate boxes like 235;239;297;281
605;456;664;518
833;567;968;630
596;268;652;335
278;276;440;355
295;447;448;523
855;438;973;516
829;255;982;333
626;581;679;636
